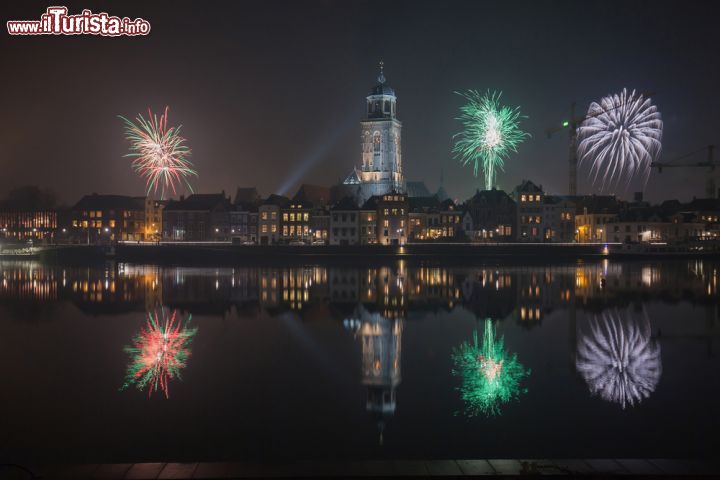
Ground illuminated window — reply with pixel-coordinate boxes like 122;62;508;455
384;209;389;215
303;213;309;221
261;212;268;220
271;212;277;220
383;220;389;227
89;211;95;218
283;226;288;236
271;225;277;233
109;220;116;228
521;195;526;202
283;213;288;221
261;225;268;233
290;213;295;221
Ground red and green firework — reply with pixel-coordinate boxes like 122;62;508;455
119;106;197;199
451;319;529;417
121;307;197;398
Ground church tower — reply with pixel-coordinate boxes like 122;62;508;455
344;62;406;204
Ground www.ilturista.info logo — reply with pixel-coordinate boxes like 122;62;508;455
7;6;151;36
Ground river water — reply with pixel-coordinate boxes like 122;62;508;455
1;259;718;463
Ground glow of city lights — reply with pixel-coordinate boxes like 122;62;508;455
576;309;662;409
119;106;197;199
121;307;197;398
577;88;662;192
451;319;529;417
453;90;529;190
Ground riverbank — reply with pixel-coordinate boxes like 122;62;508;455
23;242;613;264
14;458;717;478
18;242;720;265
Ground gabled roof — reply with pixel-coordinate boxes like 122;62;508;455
440;198;457;211
343;169;361;185
361;196;380;211
514;180;543;194
616;207;667;222
262;194;290;208
544;195;575;206
465;188;515;206
293;184;331;207
436;186;450;202
234;187;260;206
164;193;230;212
574;195;620;214
331;196;360;211
72;194;145;212
409;196;441;212
406;181;431;198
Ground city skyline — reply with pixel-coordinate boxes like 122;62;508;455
1;0;719;205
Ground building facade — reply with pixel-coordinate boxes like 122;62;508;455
330;197;360;245
162;193;232;241
513;181;545;242
281;202;312;244
258;194;288;245
376;192;409;245
461;189;515;242
70;194;146;243
542;196;576;242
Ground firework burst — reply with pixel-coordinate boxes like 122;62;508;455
121;307;197;398
576;309;662;409
453;90;529;190
451;319;529;417
577;89;662;193
119;107;197;199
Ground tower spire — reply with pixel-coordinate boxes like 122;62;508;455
377;60;385;84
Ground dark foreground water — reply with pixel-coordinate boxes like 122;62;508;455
1;258;718;464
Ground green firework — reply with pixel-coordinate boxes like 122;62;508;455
453;90;529;190
451;319;529;417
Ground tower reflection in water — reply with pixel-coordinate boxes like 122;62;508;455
451;319;529;417
354;305;402;444
121;306;197;398
576;309;662;409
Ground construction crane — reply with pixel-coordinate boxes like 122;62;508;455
546;92;656;196
650;145;717;199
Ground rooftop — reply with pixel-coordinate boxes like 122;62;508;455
164;193;230;211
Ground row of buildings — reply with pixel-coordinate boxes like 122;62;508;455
3;65;717;247
1;181;718;245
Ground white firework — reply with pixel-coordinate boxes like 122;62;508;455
577;88;663;192
576;310;661;409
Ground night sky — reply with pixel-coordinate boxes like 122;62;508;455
1;0;718;205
